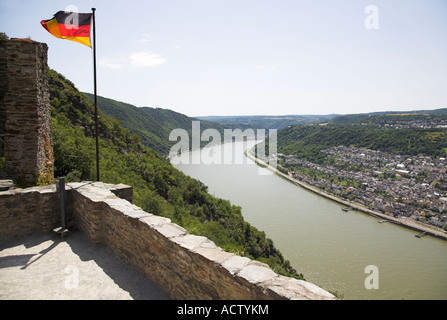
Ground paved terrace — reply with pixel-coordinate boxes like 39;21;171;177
0;182;336;300
0;230;169;300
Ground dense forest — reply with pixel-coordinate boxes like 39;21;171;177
198;114;338;130
48;69;301;279
83;93;255;156
270;124;447;164
329;110;447;125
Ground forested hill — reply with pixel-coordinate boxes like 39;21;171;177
83;92;197;155
49;69;301;280
273;123;447;164
329;109;447;125
83;93;253;156
198;114;338;130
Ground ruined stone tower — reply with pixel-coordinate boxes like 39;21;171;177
0;38;52;186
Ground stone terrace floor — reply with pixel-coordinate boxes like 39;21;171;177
0;230;169;300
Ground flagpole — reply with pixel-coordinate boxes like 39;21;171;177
92;8;100;181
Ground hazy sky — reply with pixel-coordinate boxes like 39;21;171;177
1;0;446;117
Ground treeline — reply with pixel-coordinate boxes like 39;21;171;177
330;111;447;125
49;69;301;279
270;124;447;163
83;93;256;156
198;114;337;130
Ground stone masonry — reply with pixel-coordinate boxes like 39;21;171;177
0;38;52;186
0;182;336;300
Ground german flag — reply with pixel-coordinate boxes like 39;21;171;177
41;11;93;47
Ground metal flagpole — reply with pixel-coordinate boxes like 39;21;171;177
92;8;100;181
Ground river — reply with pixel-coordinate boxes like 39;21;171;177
172;140;447;300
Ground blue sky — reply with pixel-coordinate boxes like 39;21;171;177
1;0;446;117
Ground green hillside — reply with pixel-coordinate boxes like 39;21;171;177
83;93;255;156
49;69;301;279
270;124;447;164
198;114;338;130
329;109;447;125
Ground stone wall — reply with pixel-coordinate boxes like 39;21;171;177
0;184;60;240
0;39;6;159
0;38;52;186
0;182;336;300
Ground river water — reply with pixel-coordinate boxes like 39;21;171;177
172;140;447;300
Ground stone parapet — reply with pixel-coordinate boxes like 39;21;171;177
0;184;59;240
0;182;336;300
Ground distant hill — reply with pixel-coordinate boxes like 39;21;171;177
427;108;447;115
329;108;447;125
267;123;447;165
84;93;256;156
198;114;339;130
199;109;447;129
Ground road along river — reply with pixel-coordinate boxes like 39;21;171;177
172;140;447;300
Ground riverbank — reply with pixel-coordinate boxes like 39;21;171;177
245;149;447;242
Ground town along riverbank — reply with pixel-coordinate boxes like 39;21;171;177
245;149;447;242
174;140;447;299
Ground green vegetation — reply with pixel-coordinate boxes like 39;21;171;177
49;69;302;279
83;93;255;156
329;110;447;125
198;114;338;130
271;124;447;164
284;162;361;189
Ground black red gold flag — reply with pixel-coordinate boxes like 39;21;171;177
41;8;100;181
40;11;93;47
